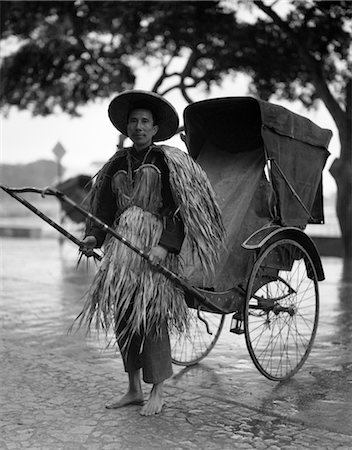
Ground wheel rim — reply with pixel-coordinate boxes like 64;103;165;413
170;308;225;366
244;239;319;381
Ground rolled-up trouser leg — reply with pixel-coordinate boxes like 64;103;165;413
117;318;173;384
140;322;173;384
118;332;143;373
116;309;142;373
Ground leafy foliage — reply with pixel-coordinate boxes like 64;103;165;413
1;1;350;116
249;1;352;108
1;1;138;115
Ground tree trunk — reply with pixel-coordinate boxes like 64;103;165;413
330;121;352;280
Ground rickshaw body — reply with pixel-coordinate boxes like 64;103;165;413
170;97;332;381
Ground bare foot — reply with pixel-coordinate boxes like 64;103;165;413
140;383;164;416
105;391;144;409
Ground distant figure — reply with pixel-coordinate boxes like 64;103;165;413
77;90;225;415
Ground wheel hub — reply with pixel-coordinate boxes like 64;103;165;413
272;303;297;316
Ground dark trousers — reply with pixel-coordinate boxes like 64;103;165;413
117;319;173;384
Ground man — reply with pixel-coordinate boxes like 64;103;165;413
79;90;225;416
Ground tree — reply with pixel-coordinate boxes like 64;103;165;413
1;1;351;267
0;1;241;111
249;1;352;275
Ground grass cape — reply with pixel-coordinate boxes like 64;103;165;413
76;145;226;346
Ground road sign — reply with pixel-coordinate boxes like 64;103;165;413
52;142;66;160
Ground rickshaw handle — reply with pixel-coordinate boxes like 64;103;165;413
0;185;209;305
0;185;102;261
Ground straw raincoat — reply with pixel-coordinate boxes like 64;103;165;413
77;143;225;350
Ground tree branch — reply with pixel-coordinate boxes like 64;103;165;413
180;86;195;104
346;78;351;121
151;52;177;93
153;48;200;102
180;48;199;78
253;0;345;126
158;84;182;96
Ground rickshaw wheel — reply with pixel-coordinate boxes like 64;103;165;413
170;308;225;366
244;239;319;381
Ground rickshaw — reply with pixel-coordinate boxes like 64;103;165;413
170;96;332;381
1;96;332;382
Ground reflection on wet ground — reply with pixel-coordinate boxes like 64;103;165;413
2;238;352;437
170;255;352;435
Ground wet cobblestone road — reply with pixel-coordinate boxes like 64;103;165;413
1;238;351;449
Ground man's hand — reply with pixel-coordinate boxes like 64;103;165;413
80;236;98;257
81;236;98;248
148;245;168;265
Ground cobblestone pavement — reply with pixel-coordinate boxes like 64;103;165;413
1;238;351;450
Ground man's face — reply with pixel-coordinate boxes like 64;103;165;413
127;108;158;150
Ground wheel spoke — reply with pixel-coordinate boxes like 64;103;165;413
170;309;225;366
244;239;319;381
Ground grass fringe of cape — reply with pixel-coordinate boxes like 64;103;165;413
74;145;226;350
163;146;226;277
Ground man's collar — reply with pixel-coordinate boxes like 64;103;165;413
131;144;157;158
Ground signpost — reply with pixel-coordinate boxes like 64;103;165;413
52;142;66;245
52;141;66;183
